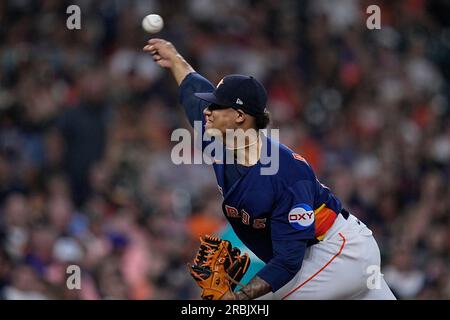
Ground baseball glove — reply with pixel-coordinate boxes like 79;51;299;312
189;235;250;300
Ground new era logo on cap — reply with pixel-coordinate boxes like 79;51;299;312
194;74;268;117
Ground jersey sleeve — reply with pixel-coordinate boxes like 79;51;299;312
271;179;317;241
256;239;307;292
255;179;316;292
178;72;214;127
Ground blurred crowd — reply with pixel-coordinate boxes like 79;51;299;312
0;0;449;299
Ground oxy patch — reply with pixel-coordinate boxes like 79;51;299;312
288;204;315;230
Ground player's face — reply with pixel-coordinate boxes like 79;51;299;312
203;105;241;137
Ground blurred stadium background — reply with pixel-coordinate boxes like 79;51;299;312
0;0;449;299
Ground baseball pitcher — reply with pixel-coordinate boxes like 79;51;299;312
143;38;396;300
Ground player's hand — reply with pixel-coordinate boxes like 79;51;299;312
143;38;179;69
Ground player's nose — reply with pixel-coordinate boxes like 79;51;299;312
203;107;212;116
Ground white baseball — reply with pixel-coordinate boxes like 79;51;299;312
142;14;164;34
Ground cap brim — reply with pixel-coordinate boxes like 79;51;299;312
194;92;231;107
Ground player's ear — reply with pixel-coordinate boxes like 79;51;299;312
235;109;246;124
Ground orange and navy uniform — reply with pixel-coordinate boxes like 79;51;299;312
179;72;343;292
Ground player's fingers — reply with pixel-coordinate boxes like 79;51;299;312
143;45;157;53
157;60;171;68
147;38;164;45
144;41;159;52
152;54;162;61
147;38;173;51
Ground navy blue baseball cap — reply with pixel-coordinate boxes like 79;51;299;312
194;74;267;117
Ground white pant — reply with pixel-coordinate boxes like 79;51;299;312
259;214;396;300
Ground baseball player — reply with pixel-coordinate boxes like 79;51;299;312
143;38;396;300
